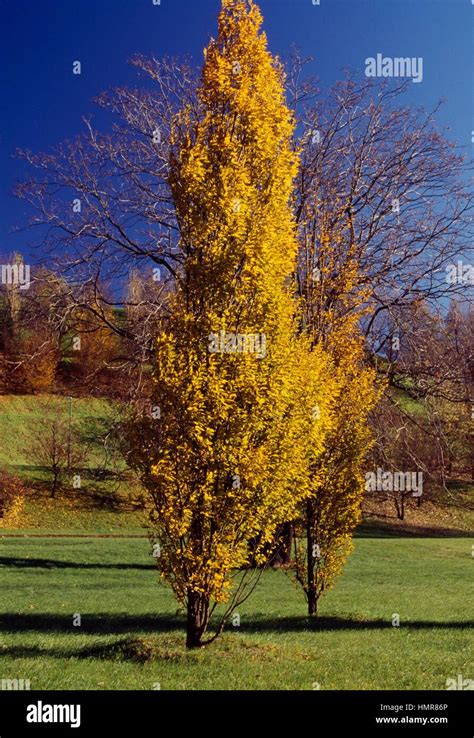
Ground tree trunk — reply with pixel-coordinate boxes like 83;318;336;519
186;590;210;648
306;500;318;616
395;494;404;520
270;521;293;567
307;586;318;616
51;471;59;499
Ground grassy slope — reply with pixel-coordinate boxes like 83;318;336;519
364;388;474;533
0;535;472;690
2;393;472;534
0;394;114;473
0;394;145;532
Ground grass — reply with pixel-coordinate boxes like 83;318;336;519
0;393;472;690
0;394;115;475
0;394;146;532
0;535;472;690
8;494;147;534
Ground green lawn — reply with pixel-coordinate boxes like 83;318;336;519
0;535;471;690
0;394;146;531
1;394;472;690
0;394;116;476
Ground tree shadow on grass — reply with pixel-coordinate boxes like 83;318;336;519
9;464;48;475
0;613;183;634
356;521;474;538
0;639;191;663
9;465;139;512
0;612;472;637
241;615;474;633
0;556;154;571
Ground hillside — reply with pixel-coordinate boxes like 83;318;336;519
0;393;472;536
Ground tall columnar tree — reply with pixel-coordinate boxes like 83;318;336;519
295;326;379;613
128;0;331;647
294;222;381;614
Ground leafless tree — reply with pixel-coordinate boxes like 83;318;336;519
292;65;473;354
26;402;87;497
13;56;199;397
10;55;474;425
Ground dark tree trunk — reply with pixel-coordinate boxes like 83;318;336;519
394;494;405;520
51;471;59;498
306;500;318;616
307;587;318;616
186;590;210;648
270;521;293;567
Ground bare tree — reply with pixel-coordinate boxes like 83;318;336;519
26;402;87;497
292;67;473;353
369;302;474;519
13;57;198;397
13;59;473;396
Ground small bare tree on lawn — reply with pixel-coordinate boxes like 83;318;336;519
26;402;86;498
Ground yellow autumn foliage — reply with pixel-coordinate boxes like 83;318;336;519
0;471;26;529
295;219;382;612
127;0;334;645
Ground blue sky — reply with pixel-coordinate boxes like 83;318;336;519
1;0;472;257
